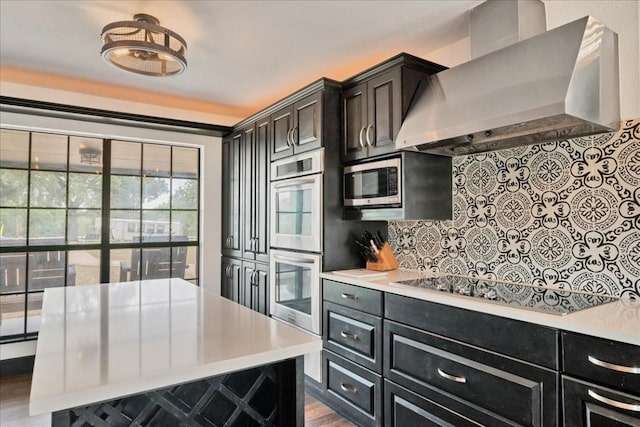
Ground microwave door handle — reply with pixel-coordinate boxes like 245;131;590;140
273;254;315;264
273;178;317;188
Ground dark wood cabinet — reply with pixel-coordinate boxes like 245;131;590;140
221;257;241;302
563;377;640;426
221;134;242;258
342;54;446;163
271;90;323;161
241;261;269;315
561;332;640;426
241;118;269;263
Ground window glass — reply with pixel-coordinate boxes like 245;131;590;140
143;144;171;177
0;294;25;336
68;249;100;285
28;250;67;290
70;137;103;173
172;147;198;178
111;248;140;282
142;210;170;242
0;169;29;207
111;175;140;209
0;208;27;246
29;209;66;245
182;246;198;280
0;252;26;293
111;141;141;175
31;133;67;171
30;171;66;207
68;209;101;244
171;178;198;209
69;173;102;208
26;292;44;333
0;129;29;168
172;211;197;241
142;177;170;209
110;210;140;243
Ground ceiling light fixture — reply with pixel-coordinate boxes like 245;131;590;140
101;14;187;77
79;145;102;165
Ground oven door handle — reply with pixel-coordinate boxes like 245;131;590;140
273;254;316;264
273;177;317;188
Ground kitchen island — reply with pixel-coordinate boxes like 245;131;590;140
29;278;321;426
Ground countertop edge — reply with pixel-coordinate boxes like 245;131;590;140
29;340;321;416
321;271;640;346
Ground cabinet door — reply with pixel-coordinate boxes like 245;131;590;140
254;118;270;263
241;124;256;260
241;262;269;315
221;257;241;303
563;376;640;426
342;82;368;163
384;380;479;427
221;134;242;258
366;68;401;158
292;91;322;154
271;105;294;161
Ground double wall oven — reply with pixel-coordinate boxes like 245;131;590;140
269;149;324;382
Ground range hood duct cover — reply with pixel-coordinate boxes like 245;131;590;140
396;15;620;156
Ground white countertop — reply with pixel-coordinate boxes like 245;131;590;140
322;269;640;346
29;279;322;416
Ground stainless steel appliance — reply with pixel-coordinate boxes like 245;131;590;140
391;275;618;315
270;249;322;334
344;157;400;207
395;0;619;156
270;150;323;253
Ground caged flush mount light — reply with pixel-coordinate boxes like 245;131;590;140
101;14;187;77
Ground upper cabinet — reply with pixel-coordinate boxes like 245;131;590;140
221;132;242;258
342;53;446;163
271;85;331;161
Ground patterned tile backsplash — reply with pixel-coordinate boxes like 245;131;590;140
388;119;640;299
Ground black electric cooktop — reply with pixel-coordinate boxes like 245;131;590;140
391;275;618;316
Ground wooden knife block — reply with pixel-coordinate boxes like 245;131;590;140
366;243;399;271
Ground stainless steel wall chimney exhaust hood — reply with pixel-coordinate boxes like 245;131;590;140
396;0;620;156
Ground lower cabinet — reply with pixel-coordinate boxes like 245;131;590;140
323;351;382;427
221;257;268;315
384;380;479;427
562;377;640;426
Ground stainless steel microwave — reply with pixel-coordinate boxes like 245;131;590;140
343;158;401;207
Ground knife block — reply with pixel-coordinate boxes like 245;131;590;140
366;243;399;271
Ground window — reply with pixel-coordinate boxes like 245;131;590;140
0;130;200;343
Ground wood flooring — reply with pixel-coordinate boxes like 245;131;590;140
0;373;355;427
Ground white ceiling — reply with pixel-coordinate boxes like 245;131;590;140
0;0;482;116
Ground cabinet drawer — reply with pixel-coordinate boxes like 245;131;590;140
323;280;382;315
563;376;640;426
324;301;382;373
384;380;481;427
562;332;640;394
323;350;382;427
385;293;558;369
384;320;558;427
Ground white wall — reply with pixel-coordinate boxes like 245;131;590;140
426;0;640;119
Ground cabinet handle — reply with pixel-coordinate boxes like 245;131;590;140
340;293;358;300
254;237;259;251
251;271;257;285
588;355;640;374
286;128;293;147
358;126;366;148
437;368;467;384
292;126;298;145
340;331;358;341
587;389;640;412
365;124;373;146
225;265;231;277
340;383;358;394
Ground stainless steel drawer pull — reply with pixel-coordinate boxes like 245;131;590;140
588;355;640;374
437;368;467;384
340;383;358;394
340;331;359;340
587;390;640;412
340;293;358;300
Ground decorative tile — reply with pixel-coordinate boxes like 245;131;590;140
388;119;640;297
